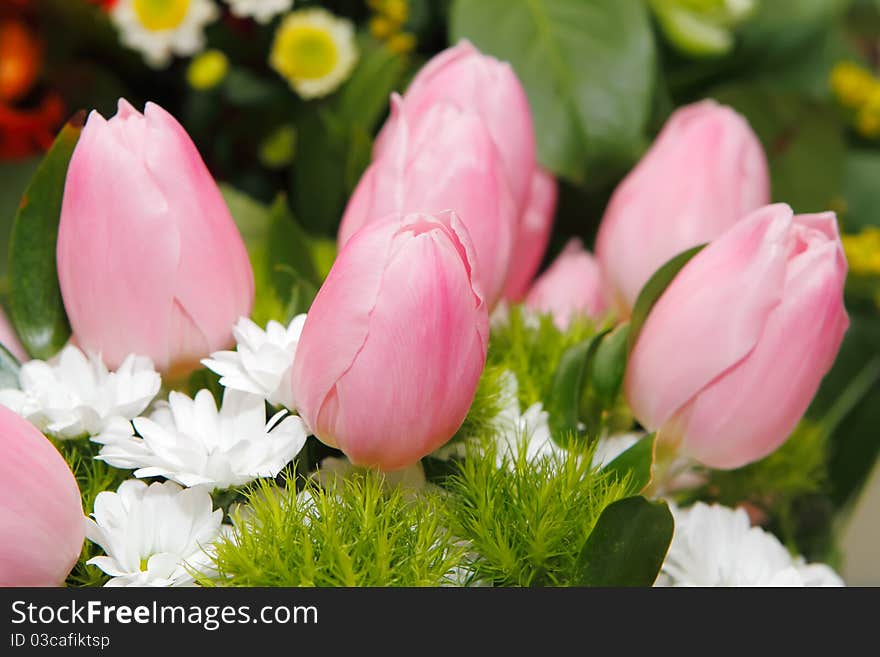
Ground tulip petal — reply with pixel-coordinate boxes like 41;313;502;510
625;204;792;431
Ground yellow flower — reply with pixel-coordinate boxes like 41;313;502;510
111;0;219;68
830;61;877;109
187;49;229;90
270;8;358;99
842;228;880;277
386;32;416;55
369;15;396;40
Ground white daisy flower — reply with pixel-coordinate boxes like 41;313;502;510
110;0;220;69
94;388;308;490
658;502;844;587
0;345;160;440
225;0;293;24
202;315;305;410
86;480;229;587
269;7;358;99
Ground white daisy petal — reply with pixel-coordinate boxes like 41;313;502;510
95;387;308;490
202;315;305;410
86;481;228;587
224;0;293;24
658;502;844;587
0;345;160;440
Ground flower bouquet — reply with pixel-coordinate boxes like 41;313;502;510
1;0;878;589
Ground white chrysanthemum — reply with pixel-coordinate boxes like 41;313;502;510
225;0;293;24
94;389;308;490
202;315;305;410
86;480;229;587
658;502;844;587
111;0;219;68
0;345;160;440
269;8;358;99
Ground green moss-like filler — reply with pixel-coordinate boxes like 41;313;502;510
204;472;467;587
488;306;600;409
57;439;130;587
451;363;508;442
442;438;634;587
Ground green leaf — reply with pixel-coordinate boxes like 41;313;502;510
449;0;656;185
8;116;82;359
333;35;408;133
577;496;673;587
602;434;656;495
0;343;21;390
265;195;320;320
548;331;606;438
591;323;629;402
842;150;880;231
291;112;349;235
710;84;845;214
220;183;271;250
627;245;704;353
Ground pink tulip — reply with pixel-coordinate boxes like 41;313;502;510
375;39;536;211
57;99;254;375
595;99;770;315
625;204;849;470
339;95;516;308
293;211;488;471
503;167;558;301
524;239;607;330
0;405;85;585
0;307;26;362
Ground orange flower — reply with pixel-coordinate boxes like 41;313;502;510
0;19;41;103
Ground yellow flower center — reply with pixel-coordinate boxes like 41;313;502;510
274;25;338;80
133;0;191;32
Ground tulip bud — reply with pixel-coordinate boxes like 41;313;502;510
57;99;254;375
503;167;558;301
625;204;849;470
375;39;536;211
595;100;769;315
293;211;489;471
0;405;85;585
339;95;516;308
524;239;607;330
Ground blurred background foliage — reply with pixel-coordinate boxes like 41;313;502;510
2;0;880;565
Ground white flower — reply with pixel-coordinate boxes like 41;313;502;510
269;8;358;99
225;0;293;24
0;345;160;440
591;433;640;469
86;480;229;587
658;502;844;587
94;388;308;490
111;0;219;68
202;315;305;410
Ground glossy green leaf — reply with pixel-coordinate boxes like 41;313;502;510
548;331;607;438
220;183;272;251
577;496;673;587
450;0;656;184
265;195;320;320
591;323;630;402
8;116;82;359
627;245;704;354
602;434;656;495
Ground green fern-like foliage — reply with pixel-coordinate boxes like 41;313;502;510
488;306;600;409
441;439;633;587
56;439;130;587
204;472;467;587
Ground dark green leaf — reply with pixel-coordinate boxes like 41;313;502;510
577;496;673;587
291;112;349;235
187;368;224;406
265;195;321;320
591;323;629;402
842;150;880;231
450;0;656;185
627;245;704;353
8;116;82;359
222;68;288;107
602;433;656;495
548;331;607;439
333;35;408;133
